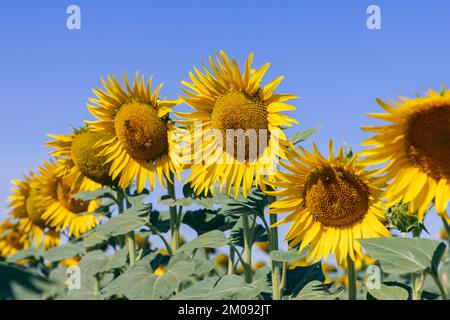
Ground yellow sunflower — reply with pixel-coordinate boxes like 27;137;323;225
46;126;116;191
8;173;60;249
86;72;180;192
36;159;99;237
0;220;29;257
361;89;450;221
178;51;297;198
267;141;390;263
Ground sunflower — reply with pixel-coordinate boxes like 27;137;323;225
46;126;116;191
8;173;60;249
178;51;297;198
86;72;180;192
0;220;29;257
37;159;99;237
267;141;390;263
361;89;450;220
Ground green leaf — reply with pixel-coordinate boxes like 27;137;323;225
366;283;409;300
293;281;343;300
0;261;55;300
72;187;117;202
182;209;234;235
359;237;446;275
284;262;325;296
171;276;219;300
178;230;228;252
7;247;44;263
270;249;307;263
149;210;171;233
82;206;148;248
291;126;321;145
42;242;85;263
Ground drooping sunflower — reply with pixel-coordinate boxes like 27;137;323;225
86;72;180;192
267;141;390;263
46;126;116;190
0;220;29;257
37;159;99;237
178;51;297;198
360;89;450;220
8;173;60;249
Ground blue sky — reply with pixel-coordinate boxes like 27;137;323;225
0;1;449;253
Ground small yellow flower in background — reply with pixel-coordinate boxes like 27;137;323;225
154;266;166;276
267;140;390;264
60;256;80;267
361;89;450;221
46;126;116;190
178;51;297;199
439;228;448;241
255;241;270;253
8;173;60;249
86;72;181;192
36;159;100;237
235;265;245;275
135;233;150;250
0;220;29;257
215;254;229;267
252;261;266;272
158;249;170;256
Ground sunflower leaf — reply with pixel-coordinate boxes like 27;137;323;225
366;283;409;300
292;280;343;300
178;230;228;252
358;237;446;275
291;126;322;145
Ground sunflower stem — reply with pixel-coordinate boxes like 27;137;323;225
127;231;136;267
412;272;425;300
167;174;179;253
242;213;253;284
268;195;282;300
430;271;448;300
228;246;235;275
346;255;357;300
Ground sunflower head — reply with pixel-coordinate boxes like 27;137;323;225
361;88;450;220
0;220;28;256
86;72;180;192
47;127;115;189
179;51;298;198
268;140;390;263
37;159;99;237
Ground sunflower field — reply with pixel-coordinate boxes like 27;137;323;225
0;51;449;301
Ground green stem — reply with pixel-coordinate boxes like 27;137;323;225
127;231;136;267
412;272;425;300
268;195;281;300
229;242;246;271
166;174;179;253
441;217;450;251
346;255;357;300
430;271;448;300
242;214;253;284
116;190;126;248
279;262;287;298
228;246;235;275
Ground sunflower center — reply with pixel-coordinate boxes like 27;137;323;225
25;189;45;227
211;91;269;161
6;231;22;248
56;178;89;213
405;104;450;180
71;130;115;185
115;102;168;161
303;166;369;228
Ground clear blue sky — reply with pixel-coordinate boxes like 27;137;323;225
1;1;449;250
